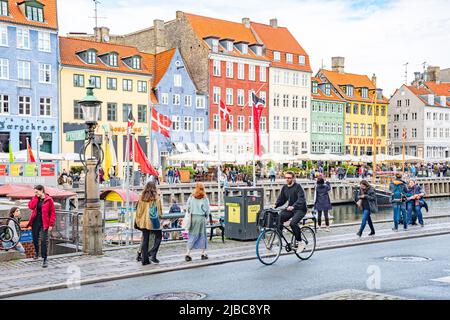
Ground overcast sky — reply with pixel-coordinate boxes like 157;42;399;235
58;0;450;96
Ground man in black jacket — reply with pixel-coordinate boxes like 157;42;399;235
274;171;307;248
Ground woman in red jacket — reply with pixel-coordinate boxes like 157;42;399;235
27;185;56;268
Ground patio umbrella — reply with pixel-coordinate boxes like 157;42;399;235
168;151;216;162
15;149;64;161
0;184;31;196
260;153;294;162
7;186;76;200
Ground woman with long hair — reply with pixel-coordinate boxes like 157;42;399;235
135;182;163;265
314;176;332;231
185;182;210;262
356;180;378;237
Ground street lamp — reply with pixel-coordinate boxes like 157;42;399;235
78;81;103;255
36;136;43;162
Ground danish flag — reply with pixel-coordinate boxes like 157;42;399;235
219;100;232;125
151;108;172;138
402;128;407;140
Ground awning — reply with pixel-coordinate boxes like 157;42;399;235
197;143;209;154
174;142;187;153
186;142;198;153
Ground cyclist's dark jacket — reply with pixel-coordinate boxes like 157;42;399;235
275;182;307;213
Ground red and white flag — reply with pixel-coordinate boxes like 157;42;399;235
27;139;36;163
219;100;232;125
151;108;172;138
252;92;265;157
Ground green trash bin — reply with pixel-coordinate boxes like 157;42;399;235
224;187;264;241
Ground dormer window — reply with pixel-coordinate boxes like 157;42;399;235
25;2;44;22
286;53;293;64
87;50;96;64
325;83;331;96
109;53;118;67
131;56;141;69
312;81;318;94
346;85;354;97
212;39;219;53
256;46;262;56
361;87;368;98
0;1;8;16
299;55;305;65
273;51;280;61
227;41;233;52
242;43;248;55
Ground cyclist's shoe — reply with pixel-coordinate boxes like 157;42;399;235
296;241;306;253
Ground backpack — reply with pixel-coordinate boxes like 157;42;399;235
149;202;161;229
391;182;405;202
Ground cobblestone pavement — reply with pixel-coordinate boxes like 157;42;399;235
1;216;449;298
303;289;407;300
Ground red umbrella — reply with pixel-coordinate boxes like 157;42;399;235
7;186;77;200
0;184;32;196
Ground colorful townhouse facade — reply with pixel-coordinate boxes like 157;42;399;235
318;57;389;156
152;47;208;167
59;36;153;176
0;0;59;155
251;20;312;156
388;81;450;160
310;77;345;154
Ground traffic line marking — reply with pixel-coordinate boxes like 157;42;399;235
431;276;450;284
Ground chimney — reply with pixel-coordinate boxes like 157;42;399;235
270;18;278;28
427;66;441;83
414;72;421;81
371;73;377;87
331;57;345;73
242;17;250;28
94;26;110;42
94;27;101;42
153;19;166;54
176;11;184;19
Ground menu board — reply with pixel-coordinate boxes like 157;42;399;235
24;164;37;177
10;164;22;177
41;163;56;177
0;164;6;176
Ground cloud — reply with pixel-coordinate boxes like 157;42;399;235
58;0;450;96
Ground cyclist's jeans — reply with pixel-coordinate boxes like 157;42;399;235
278;210;306;241
407;202;424;225
392;203;408;230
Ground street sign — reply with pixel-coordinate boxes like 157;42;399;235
66;130;86;142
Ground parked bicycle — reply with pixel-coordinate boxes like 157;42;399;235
0;217;21;251
256;208;316;265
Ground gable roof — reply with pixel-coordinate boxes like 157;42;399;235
153;48;176;87
0;0;58;30
59;37;154;76
183;12;268;62
424;82;450;97
319;69;388;103
311;77;345;102
406;83;450;107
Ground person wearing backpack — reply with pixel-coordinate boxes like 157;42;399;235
389;173;409;231
135;182;163;265
314;176;332;231
356;180;378;237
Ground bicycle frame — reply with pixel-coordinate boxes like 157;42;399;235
261;225;310;252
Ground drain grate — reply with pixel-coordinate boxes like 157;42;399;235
142;291;206;300
384;256;432;262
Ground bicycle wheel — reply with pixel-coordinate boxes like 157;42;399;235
293;226;316;260
256;229;282;265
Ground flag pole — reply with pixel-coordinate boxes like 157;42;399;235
252;107;256;187
217;103;222;216
148;80;154;182
130;132;136;245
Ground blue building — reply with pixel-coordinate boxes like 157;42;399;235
0;0;59;155
153;48;208;167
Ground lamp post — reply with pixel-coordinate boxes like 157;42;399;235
36;136;43;163
78;81;103;255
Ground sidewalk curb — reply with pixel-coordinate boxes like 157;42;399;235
2;228;450;299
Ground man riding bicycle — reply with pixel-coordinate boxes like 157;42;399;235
274;171;307;251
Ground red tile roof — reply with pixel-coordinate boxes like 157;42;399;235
153;48;176;87
424;82;450;97
250;22;312;72
407;83;450;107
59;37;154;76
0;0;58;30
311;77;345;102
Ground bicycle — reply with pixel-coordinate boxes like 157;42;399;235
256;209;316;265
0;218;21;251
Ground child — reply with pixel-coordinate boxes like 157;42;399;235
3;207;25;254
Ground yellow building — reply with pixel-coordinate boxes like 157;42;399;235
59;37;155;176
318;58;388;156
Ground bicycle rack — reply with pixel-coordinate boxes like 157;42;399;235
0;218;21;251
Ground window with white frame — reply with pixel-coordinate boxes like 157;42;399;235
226;145;233;154
301;73;308;87
213;114;219;130
0;94;8;114
283;116;289;130
18;96;31;115
213;87;221;104
286;53;293;64
274;70;280;84
299;55;305;65
361;87;368;98
39;63;51;83
226;62;233;78
238;145;245;154
282;94;289;107
273;93;280;107
0;1;8;16
249;65;255;81
283;71;289;85
184;116;192;132
174;74;182;87
123;79;133;92
39;97;51;116
195;117;204;132
301;96;308;108
226;88;233;105
17;60;30;87
161;93;169;105
260;117;267;132
426;128;431;138
260;91;266;106
137;81;147;93
274;116;280;130
109;53;118;67
173;94;180;105
26;5;43;22
184;95;192;107
213;60;221;76
171;116;180;131
211;39;219;52
273;141;281;154
237;89;244;106
248;116;253;132
256;46;262;56
131;56;141;69
0;25;7;46
241;44;248;55
273;51;280;61
301;118;307;131
0;58;8;79
293;73;299;86
196;96;205;109
87;50;96;64
292;117;299;131
283;141;289;155
237;116;244;131
238;63;245;80
226;115;233;131
16;28;30;49
226;41;233;52
260;66;266;82
292;95;299;108
38;31;51;52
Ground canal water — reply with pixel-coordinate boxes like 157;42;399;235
331;197;450;224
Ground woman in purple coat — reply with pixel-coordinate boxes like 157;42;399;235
314;176;332;231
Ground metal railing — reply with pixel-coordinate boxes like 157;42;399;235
51;210;82;252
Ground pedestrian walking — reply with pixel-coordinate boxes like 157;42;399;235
135;182;163;265
3;207;25;254
185;182;210;262
356;180;378;237
269;166;276;183
26;185;56;268
389;173;409;231
167;168;174;184
406;179;426;227
314;177;332;231
174;168;181;184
